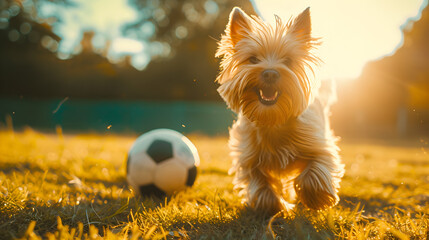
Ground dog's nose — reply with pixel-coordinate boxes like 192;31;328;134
261;69;280;84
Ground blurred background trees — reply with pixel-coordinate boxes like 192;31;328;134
0;0;255;100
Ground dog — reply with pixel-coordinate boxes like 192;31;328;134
215;7;344;215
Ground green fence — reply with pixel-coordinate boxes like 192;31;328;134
0;98;236;135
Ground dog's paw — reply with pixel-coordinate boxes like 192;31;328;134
297;188;338;210
248;188;297;216
279;197;295;215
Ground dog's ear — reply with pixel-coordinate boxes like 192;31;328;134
227;7;252;46
290;7;311;38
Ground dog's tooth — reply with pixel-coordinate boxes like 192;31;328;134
259;89;267;100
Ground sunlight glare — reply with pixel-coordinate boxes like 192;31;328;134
111;38;144;54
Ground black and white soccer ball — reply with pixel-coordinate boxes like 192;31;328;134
126;129;200;198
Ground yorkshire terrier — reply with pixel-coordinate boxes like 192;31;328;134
216;7;344;215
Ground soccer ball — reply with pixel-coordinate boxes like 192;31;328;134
126;129;200;198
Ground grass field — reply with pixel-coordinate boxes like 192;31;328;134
0;128;428;239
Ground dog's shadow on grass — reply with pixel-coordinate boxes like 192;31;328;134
160;204;337;239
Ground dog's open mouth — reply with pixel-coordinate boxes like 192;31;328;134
256;86;280;105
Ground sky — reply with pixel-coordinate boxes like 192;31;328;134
251;0;426;80
40;0;150;70
40;0;426;79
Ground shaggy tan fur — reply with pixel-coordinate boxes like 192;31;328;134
216;7;344;215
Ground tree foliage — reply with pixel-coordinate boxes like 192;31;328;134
0;0;255;101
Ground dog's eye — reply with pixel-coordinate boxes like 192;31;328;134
249;56;260;64
284;57;292;65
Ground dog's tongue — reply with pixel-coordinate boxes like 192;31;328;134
261;86;277;99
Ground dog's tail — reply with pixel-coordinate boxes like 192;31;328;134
317;78;337;111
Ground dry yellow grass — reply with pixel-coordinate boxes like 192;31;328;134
0;128;428;239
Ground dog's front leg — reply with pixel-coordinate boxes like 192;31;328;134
294;160;341;210
241;168;286;215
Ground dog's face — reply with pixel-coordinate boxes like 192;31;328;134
216;7;320;126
